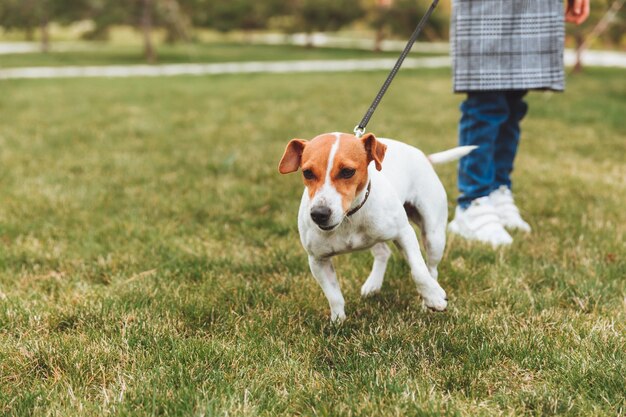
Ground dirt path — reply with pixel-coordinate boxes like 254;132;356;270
0;57;452;80
0;42;623;80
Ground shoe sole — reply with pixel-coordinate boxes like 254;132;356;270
499;220;532;233
448;220;513;247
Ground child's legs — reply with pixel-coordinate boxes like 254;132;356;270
494;90;528;190
457;92;510;208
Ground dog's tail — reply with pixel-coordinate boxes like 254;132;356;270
428;146;477;165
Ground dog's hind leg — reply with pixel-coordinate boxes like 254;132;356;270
361;242;391;297
308;256;346;322
394;225;447;311
405;202;445;280
421;222;446;281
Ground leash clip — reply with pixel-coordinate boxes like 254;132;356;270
353;125;365;138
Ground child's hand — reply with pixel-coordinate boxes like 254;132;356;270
566;0;590;24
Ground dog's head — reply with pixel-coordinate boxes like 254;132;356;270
278;132;386;231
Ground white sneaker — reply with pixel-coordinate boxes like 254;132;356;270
449;197;513;247
489;186;531;233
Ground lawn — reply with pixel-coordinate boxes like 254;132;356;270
0;41;439;69
0;67;624;416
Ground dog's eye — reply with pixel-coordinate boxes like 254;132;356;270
339;168;356;179
303;169;315;180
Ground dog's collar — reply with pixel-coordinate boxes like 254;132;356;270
347;181;371;217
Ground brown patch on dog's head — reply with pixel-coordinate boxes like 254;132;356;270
299;134;337;200
279;132;386;221
327;134;370;211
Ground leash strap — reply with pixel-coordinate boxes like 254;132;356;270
354;0;439;138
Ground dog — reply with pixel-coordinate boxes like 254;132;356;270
279;132;475;322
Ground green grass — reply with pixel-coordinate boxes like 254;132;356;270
0;67;624;416
0;41;437;68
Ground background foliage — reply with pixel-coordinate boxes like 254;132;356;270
0;0;623;58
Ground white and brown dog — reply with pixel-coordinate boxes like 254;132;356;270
279;132;475;322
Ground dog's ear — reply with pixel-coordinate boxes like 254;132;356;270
278;139;307;174
361;133;386;171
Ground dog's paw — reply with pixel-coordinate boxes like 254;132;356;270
330;310;346;323
420;283;448;312
360;277;383;298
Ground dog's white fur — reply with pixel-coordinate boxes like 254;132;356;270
295;136;475;322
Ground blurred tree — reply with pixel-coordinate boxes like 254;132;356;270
385;0;448;41
181;0;213;29
80;0;128;40
567;0;626;46
81;0;204;61
159;0;192;43
189;0;287;43
0;0;91;52
362;0;393;51
265;0;300;36
141;0;156;62
212;0;264;32
0;0;39;42
81;0;171;62
570;0;625;72
295;0;364;47
79;0;154;60
1;0;623;65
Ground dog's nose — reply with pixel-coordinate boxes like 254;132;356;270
310;206;331;225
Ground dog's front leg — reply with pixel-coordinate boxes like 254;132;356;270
361;242;392;297
394;226;448;311
308;256;346;322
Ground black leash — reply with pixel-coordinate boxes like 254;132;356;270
354;0;439;138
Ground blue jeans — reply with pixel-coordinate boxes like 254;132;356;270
457;90;528;208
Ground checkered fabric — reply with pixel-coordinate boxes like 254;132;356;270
451;0;565;92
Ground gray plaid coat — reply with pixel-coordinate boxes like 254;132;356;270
451;0;565;92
